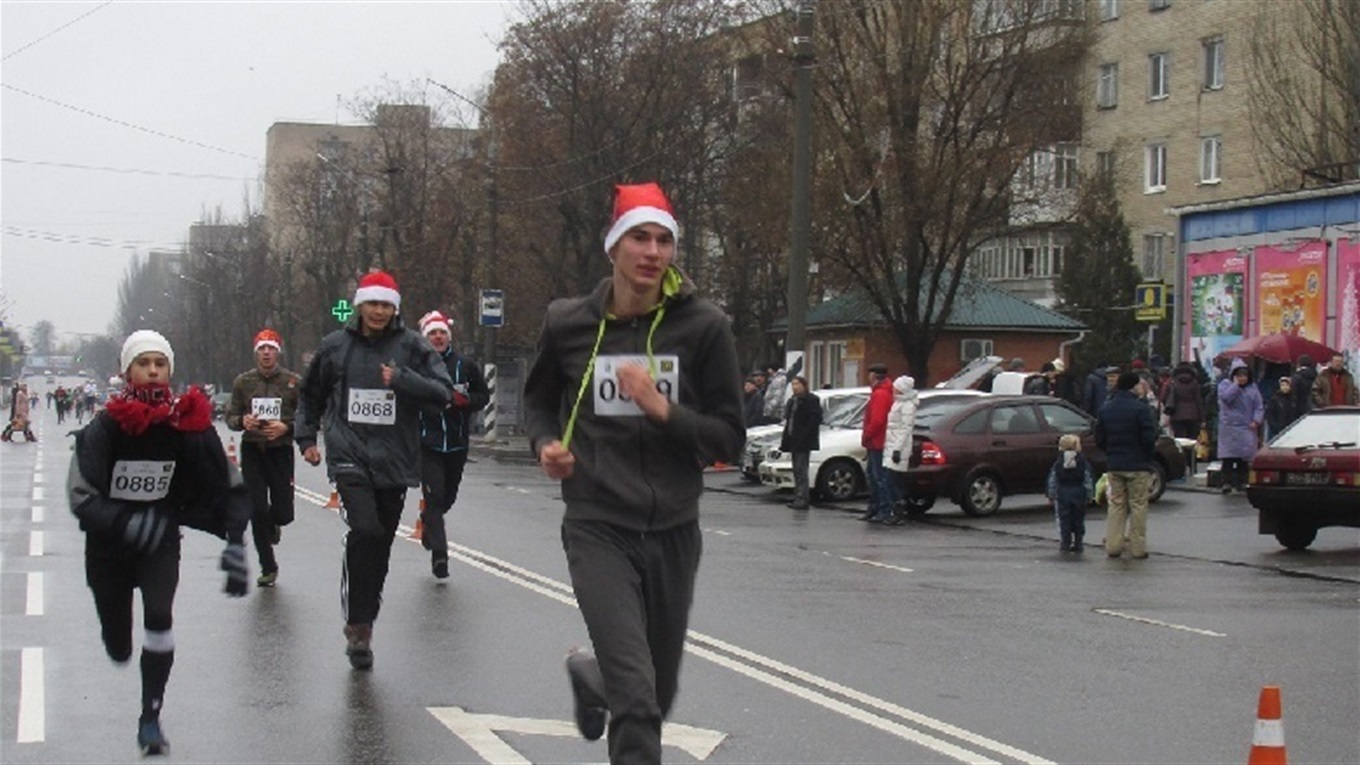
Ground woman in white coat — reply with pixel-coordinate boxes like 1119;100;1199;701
881;375;918;525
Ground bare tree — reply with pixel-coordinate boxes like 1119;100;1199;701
748;0;1090;383
1248;0;1360;188
486;0;749;349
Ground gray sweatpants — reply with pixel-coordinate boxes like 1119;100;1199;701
561;518;701;765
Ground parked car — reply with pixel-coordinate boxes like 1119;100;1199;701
901;395;1187;517
742;387;868;482
1246;406;1359;551
211;392;233;420
758;390;987;501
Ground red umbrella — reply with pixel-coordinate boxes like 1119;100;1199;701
1213;332;1340;366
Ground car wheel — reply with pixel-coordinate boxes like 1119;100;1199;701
1274;523;1317;551
959;469;1002;517
815;459;863;502
900;494;936;516
1147;461;1167;503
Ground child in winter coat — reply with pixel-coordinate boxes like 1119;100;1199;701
1265;377;1301;441
67;330;252;756
1046;433;1094;553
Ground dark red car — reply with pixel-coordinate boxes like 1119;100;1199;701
1247;406;1360;550
903;396;1187;516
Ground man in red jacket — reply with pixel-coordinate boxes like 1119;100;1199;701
860;363;898;522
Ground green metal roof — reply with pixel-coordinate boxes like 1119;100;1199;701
777;278;1086;332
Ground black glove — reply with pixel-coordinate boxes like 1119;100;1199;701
220;542;248;597
118;507;169;554
891;450;901;464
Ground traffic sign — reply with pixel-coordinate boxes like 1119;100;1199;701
1135;282;1166;322
479;289;504;327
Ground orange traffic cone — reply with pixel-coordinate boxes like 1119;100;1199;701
412;498;425;540
325;490;340;509
227;437;238;466
1248;686;1287;765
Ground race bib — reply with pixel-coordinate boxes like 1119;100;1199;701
348;388;396;425
251;397;283;420
593;355;680;417
110;461;175;501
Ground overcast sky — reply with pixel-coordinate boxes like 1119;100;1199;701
1;0;513;343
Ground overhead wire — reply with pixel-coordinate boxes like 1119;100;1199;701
2;157;252;182
1;0;115;62
3;225;181;253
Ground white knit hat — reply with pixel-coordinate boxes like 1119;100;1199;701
419;310;451;337
603;182;678;255
121;330;174;375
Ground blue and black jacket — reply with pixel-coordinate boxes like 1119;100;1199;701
419;348;490;453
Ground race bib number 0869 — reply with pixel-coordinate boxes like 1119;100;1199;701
110;461;175;501
593;355;680;417
348;388;396;425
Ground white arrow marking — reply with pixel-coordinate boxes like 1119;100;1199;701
428;706;725;764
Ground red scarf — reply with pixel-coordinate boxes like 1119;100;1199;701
105;384;212;436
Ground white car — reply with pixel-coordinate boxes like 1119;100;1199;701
759;389;987;501
742;387;867;482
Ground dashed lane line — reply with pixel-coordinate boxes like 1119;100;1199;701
830;552;915;573
31;505;43;523
292;485;1053;764
28;531;43;557
1093;608;1226;637
26;572;44;616
17;648;44;743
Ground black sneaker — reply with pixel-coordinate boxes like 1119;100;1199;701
138;718;169;756
565;649;607;741
432;559;449;580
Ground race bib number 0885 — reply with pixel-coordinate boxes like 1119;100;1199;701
110;461;175;501
593;355;680;417
348;388;396;425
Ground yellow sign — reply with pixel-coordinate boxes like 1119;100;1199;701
1135;282;1166;321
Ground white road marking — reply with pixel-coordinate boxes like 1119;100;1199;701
428;706;725;764
708;529;731;536
17;647;45;743
29;531;43;557
26;572;44;616
33;471;43;483
296;486;1051;764
31;486;44;502
1093;608;1226;637
31;505;43;523
835;552;915;573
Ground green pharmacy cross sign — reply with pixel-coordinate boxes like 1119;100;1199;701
331;299;354;323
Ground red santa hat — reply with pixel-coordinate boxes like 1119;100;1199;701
419;310;451;337
254;328;282;352
603;182;678;255
353;270;401;310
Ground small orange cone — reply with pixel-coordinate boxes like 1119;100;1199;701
227;437;238;466
1248;686;1287;765
412;498;425;540
324;490;340;509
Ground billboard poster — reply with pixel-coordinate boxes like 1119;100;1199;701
1255;242;1327;342
1185;250;1247;372
1338;239;1360;380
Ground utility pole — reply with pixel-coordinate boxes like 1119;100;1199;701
785;0;816;381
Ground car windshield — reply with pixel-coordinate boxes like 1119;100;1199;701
1269;411;1360;451
914;398;975;429
822;391;868;429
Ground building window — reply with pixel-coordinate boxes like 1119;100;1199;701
1054;144;1079;189
1148;52;1170;100
961;338;995;362
1142;234;1172;279
1199;135;1222;183
1202;36;1224;90
1096;150;1117;178
1148;0;1170;10
1145;142;1167;192
1100;0;1120;20
1097;63;1119;108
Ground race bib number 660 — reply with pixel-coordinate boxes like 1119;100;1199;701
110;461;175;501
593;355;680;416
348;388;396;425
251;397;283;420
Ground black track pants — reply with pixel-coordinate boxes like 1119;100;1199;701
240;444;295;574
336;476;405;625
419;449;468;562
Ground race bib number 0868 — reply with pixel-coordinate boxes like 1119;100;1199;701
110;461;175;501
348;388;396;425
593;355;680;417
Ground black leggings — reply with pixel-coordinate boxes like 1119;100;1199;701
85;531;181;661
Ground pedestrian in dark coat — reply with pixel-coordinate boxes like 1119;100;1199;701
1265;377;1301;440
779;376;821;509
1162;363;1206;439
1290;354;1318;416
1083;364;1108;417
1095;372;1158;558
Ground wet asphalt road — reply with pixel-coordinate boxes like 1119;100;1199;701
2;397;1357;764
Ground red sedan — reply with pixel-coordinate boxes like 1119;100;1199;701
1247;406;1360;550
